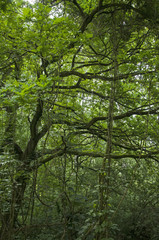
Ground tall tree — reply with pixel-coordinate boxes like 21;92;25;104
0;0;159;239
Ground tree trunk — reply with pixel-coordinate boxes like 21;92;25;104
0;173;27;240
98;5;118;239
0;99;46;240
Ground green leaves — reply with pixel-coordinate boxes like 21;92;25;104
0;0;12;11
1;1;159;240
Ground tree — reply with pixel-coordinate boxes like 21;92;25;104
0;0;159;239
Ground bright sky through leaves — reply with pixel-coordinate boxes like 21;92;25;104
27;0;36;4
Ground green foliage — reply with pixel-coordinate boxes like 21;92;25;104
0;0;12;11
0;0;159;240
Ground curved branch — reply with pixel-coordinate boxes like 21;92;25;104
30;99;43;138
72;0;86;18
22;99;48;161
59;70;155;81
87;107;159;128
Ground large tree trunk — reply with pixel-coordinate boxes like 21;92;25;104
0;106;26;240
0;99;47;240
0;174;27;240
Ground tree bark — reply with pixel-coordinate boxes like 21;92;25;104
0;99;48;240
98;4;118;239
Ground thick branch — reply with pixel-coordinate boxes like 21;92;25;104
30;99;43;138
59;70;155;81
63;149;159;161
35;148;65;168
72;0;85;18
87;107;159;128
22;99;46;161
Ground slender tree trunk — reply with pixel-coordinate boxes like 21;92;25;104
98;6;118;239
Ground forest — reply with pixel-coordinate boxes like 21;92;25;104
0;0;159;239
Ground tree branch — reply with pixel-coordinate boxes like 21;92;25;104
72;0;86;18
87;107;159;128
23;99;46;161
59;70;155;81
